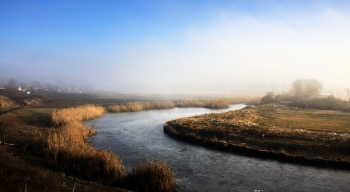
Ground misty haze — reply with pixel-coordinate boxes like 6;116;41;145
1;1;350;192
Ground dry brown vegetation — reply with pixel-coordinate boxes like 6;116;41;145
106;97;261;112
124;160;177;192
107;101;175;112
1;92;258;192
0;95;16;107
50;104;105;126
0;146;129;192
164;104;350;168
175;97;261;109
0;116;16;146
175;99;229;109
33;105;126;184
0;89;52;106
31;104;177;191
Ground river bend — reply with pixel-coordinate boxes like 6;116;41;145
88;104;350;192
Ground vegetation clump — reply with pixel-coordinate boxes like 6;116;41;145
0;116;16;146
175;99;229;109
124;160;177;192
259;79;350;112
34;105;126;183
50;104;105;126
0;95;16;107
32;104;178;191
107;101;175;112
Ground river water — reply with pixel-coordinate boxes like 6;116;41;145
88;104;350;192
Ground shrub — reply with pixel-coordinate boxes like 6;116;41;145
125;160;177;192
0;116;16;146
290;96;350;112
260;92;274;105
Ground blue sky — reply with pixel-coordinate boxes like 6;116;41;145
1;0;350;96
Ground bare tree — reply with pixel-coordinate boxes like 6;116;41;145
260;92;275;105
0;116;16;146
345;88;350;102
291;79;322;100
291;79;304;99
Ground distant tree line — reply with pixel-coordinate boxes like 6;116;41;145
0;78;91;94
260;79;350;112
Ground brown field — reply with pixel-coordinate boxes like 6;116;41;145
164;104;350;168
257;106;350;132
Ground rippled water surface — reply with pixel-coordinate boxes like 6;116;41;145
88;104;350;192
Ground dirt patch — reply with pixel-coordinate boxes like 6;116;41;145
0;96;16;107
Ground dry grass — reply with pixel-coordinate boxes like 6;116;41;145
124;160;177;192
33;104;177;191
164;104;350;167
106;97;260;112
224;96;262;105
175;97;261;109
0;147;128;192
256;105;350;132
33;105;126;184
50;104;105;126
0;95;16;107
107;101;175;112
176;99;229;109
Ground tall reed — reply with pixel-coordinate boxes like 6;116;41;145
34;105;126;183
106;101;175;113
34;104;177;191
176;99;229;109
50;104;105;126
124;160;177;192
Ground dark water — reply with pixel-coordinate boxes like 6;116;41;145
88;104;350;192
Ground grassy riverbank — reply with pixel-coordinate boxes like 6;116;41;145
0;104;177;192
164;104;350;168
0;89;263;191
2;91;260;192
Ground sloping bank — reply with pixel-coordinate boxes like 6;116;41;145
34;104;177;192
163;104;350;169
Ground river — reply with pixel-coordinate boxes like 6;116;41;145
87;104;350;192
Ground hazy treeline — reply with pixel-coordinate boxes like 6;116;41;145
260;79;350;112
0;78;91;93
